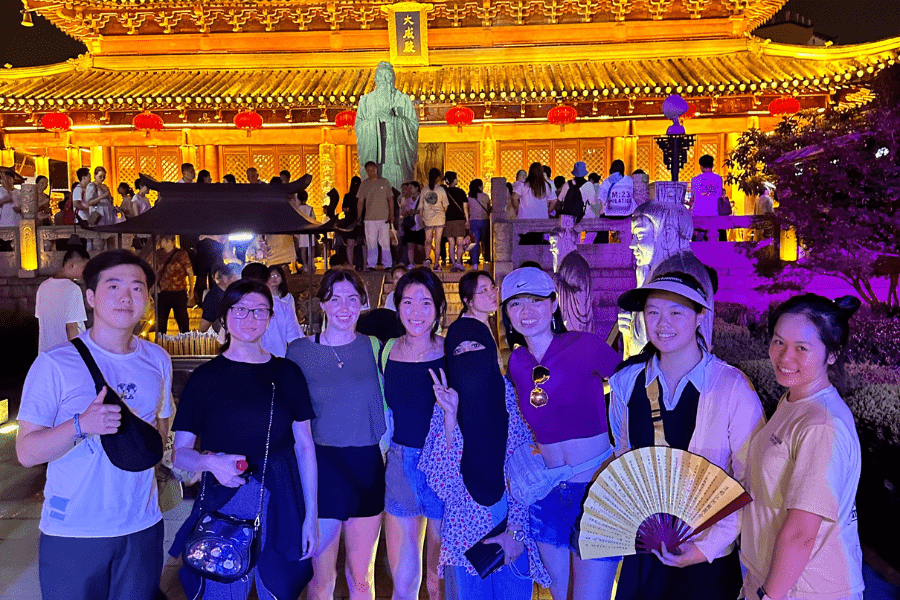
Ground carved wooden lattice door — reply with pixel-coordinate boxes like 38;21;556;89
113;146;180;204
444;143;481;189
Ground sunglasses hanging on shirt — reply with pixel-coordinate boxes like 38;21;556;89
530;365;550;408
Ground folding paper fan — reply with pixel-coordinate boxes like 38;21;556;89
577;446;751;559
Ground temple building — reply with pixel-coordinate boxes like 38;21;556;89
1;0;899;216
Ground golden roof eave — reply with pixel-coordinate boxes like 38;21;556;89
1;35;896;117
26;0;788;42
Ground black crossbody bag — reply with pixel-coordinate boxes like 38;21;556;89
71;338;164;472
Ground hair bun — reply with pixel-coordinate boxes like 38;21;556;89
834;295;861;319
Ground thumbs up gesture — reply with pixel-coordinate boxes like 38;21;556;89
78;387;122;435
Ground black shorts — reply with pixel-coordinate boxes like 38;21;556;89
316;444;385;520
404;229;425;245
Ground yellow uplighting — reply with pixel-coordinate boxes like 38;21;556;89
0;422;19;435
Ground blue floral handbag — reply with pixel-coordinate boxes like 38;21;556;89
183;383;275;583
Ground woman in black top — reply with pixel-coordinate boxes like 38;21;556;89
383;268;447;600
171;279;318;600
442;171;469;272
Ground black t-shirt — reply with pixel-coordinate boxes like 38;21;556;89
173;355;316;460
445;186;468;221
201;285;226;323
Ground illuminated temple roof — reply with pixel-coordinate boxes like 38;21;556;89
2;0;898;128
25;0;789;38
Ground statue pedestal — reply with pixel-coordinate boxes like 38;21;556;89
651;181;688;205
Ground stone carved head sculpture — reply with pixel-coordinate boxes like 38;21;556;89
555;251;594;333
621;199;716;357
629;200;693;284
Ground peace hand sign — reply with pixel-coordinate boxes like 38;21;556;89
429;368;459;421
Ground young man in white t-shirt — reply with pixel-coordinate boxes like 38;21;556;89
35;247;90;353
17;249;173;600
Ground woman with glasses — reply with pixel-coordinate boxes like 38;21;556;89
608;271;764;600
286;269;386;600
419;317;550;599
382;268;446;600
457;270;498;328
171;278;318;599
500;266;621;600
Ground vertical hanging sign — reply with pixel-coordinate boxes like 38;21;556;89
383;2;433;66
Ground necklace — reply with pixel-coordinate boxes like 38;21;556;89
320;330;348;368
402;336;436;362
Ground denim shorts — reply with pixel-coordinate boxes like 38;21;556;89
385;443;444;520
529;480;619;562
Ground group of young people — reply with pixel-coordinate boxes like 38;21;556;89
17;244;864;600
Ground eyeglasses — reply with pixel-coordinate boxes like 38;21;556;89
229;306;272;320
530;365;550;408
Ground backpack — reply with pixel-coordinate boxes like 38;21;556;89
558;179;586;223
59;197;76;225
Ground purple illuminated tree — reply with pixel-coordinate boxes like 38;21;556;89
726;65;900;306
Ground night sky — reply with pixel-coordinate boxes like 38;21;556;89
0;0;898;68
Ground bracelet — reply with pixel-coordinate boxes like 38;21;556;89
73;413;84;440
506;526;526;543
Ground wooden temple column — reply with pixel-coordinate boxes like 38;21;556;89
201;145;219;181
481;124;497;182
65;138;81;187
179;130;197;171
90;146;112;175
34;156;50;179
612;136;626;168
0;148;14;168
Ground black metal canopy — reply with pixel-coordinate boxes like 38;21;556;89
93;173;334;235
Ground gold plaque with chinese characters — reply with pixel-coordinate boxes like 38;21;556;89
383;2;433;66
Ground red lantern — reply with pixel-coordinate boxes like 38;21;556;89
40;112;71;137
132;111;164;137
445;106;475;131
768;96;801;116
683;102;699;120
335;109;357;129
234;110;264;135
547;105;577;131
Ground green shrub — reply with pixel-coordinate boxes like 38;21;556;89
846;384;900;445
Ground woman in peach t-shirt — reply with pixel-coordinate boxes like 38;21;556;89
742;293;865;600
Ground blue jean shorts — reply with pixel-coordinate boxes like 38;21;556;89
385;443;444;520
529;480;619;562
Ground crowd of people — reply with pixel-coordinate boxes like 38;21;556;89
16;236;863;600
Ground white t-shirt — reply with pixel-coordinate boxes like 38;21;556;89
690;171;724;217
35;277;87;353
18;331;174;538
0;187;21;226
261;297;304;357
598;174;636;216
517;182;554;219
383;290;396;312
420;185;449;228
741;386;864;600
72;185;89;221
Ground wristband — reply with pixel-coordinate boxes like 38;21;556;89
73;413;84;440
73;413;94;453
757;586;772;600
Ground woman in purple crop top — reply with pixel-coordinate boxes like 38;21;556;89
500;267;622;600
